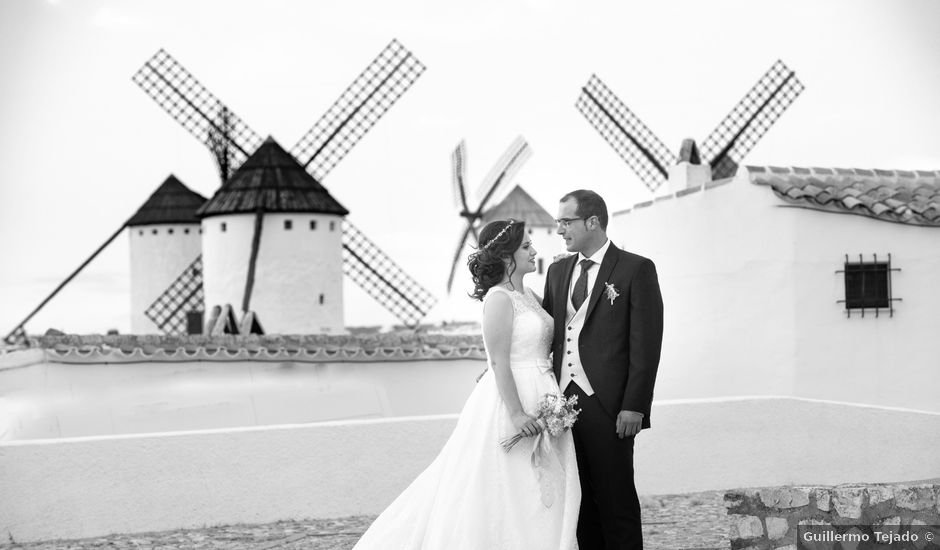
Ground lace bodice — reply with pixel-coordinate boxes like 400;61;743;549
483;286;553;365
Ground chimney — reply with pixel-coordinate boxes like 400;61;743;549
667;138;711;193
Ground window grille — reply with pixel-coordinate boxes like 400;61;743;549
836;253;901;318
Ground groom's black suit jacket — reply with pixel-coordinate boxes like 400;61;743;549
543;244;663;429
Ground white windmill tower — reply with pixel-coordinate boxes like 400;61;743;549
196;137;349;333
133;40;435;334
126;175;206;334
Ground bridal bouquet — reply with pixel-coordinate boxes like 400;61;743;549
500;393;580;451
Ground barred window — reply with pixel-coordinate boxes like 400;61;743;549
837;254;900;318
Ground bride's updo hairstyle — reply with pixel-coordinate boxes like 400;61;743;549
467;219;527;301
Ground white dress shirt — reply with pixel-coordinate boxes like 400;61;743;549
559;239;611;395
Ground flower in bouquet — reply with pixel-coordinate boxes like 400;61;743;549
500;393;580;451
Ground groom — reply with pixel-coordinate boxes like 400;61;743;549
543;189;663;550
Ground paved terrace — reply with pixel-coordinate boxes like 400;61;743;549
0;491;729;549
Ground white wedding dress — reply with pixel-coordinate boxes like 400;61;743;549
352;286;580;550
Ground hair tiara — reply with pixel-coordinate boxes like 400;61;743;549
482;220;516;250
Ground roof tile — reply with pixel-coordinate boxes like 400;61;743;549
197;137;348;218
749;165;940;227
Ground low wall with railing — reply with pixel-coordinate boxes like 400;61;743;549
2;396;938;543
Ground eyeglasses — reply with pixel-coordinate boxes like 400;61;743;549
554;217;586;229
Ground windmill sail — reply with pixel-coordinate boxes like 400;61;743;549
700;60;804;180
133;49;265;179
446;138;532;293
342;221;437;327
144;255;205;336
577;74;676;192
474;136;533;206
292;39;426;181
452;140;470;211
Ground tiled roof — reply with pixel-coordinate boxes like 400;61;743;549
481;185;555;228
126;175;207;227
197;137;349;218
749;166;940;227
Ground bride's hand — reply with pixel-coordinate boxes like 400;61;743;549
511;412;542;437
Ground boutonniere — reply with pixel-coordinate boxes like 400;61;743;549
604;282;620;305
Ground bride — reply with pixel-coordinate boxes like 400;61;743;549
352;219;580;550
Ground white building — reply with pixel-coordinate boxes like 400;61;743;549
610;158;940;412
198;137;348;334
126;175;205;334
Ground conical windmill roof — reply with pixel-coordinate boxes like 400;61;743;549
481;185;555;228
127;174;207;227
196;137;349;218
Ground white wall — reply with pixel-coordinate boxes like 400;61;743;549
609;171;940;412
128;223;202;334
0;357;486;441
610;175;800;402
201;213;345;334
2;397;938;543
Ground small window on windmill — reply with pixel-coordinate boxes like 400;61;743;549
152;229;158;235
138;230;144;236
221;222;227;232
284;219;293;230
330;221;336;231
310;220;317;231
184;228;190;234
319;293;325;305
168;228;174;235
837;254;901;318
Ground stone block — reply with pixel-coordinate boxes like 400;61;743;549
766;517;789;540
868;486;894;506
832;487;865;519
813;488;831;512
730;515;765;539
896;486;935;511
760;487;810;509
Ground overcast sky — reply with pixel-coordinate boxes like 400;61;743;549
1;0;938;334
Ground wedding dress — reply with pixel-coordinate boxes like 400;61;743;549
352;286;580;550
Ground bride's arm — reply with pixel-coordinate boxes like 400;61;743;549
483;292;541;437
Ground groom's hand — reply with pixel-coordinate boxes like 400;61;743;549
616;410;644;438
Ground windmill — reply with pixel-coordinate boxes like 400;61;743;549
446;136;532;293
131;39;434;333
577;60;804;192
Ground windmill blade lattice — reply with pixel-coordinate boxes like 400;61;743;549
576;75;677;192
144;255;205;336
451;140;470;211
700;60;804;180
133;49;265;176
474;136;533;205
292;40;426;181
342;221;437;327
445;223;477;294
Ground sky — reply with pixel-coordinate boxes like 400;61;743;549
1;0;939;335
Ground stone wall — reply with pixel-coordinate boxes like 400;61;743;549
12;331;484;352
725;483;940;549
